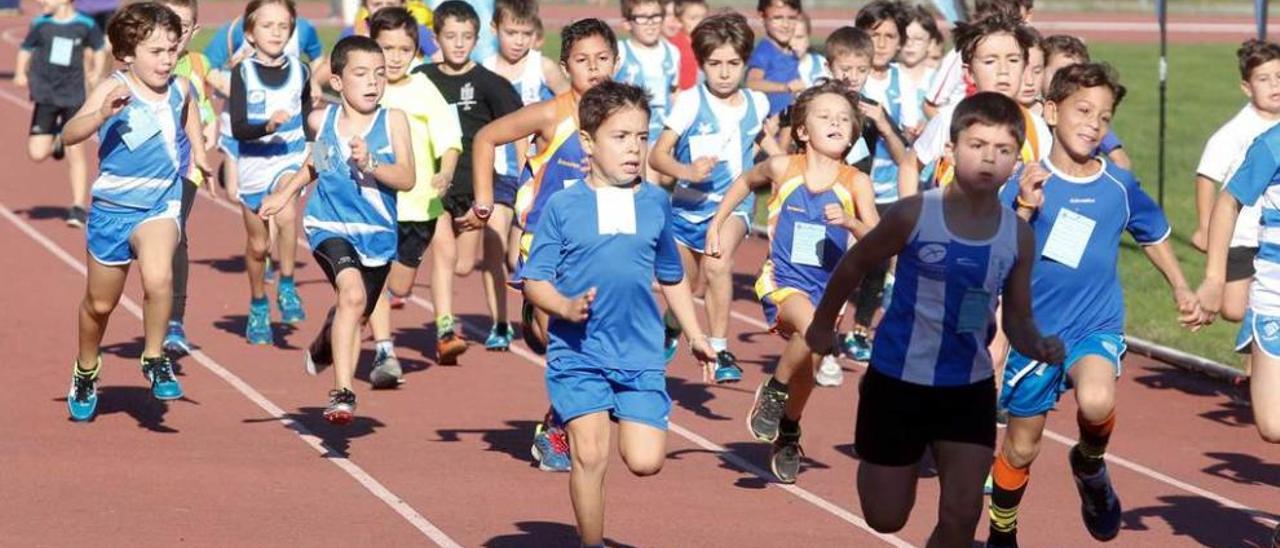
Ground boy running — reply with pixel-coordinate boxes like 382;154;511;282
261;35;416;424
614;0;681;148
745;0;803;120
521;79;715;548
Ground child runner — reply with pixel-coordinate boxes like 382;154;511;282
480;0;568;351
160;0;220;356
613;0;681;182
792;13;827;88
365;7;462;387
230;0;312;345
416;0;523;363
922;0;1029;119
719;79;879;483
745;0;802;121
1040;34;1132;170
988;63;1203;547
649;12;777;383
1192;40;1280;354
521;79;715;548
16;0;105;227
670;0;707;91
261;35;416;424
63;1;209;421
1014;27;1044;112
471;17;619;472
340;0;440;62
895;4;938;142
805;92;1065;546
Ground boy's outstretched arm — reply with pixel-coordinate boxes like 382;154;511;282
259;156;317;218
1141;240;1203;330
1001;221;1066;365
524;280;594;323
1191;174;1219;252
804;197;919;355
706;156;784;257
465;100;556;230
1197;189;1245;318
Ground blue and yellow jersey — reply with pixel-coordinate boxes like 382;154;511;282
515;92;588;244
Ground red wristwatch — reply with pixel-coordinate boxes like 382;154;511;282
472;203;493;221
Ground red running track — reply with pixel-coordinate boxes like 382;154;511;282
0;3;1276;546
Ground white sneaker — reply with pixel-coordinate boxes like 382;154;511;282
815;355;845;387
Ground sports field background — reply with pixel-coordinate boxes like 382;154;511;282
190;22;1250;367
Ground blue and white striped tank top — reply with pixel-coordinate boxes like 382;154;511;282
871;188;1019;386
614;39;677;134
93;72;187;211
237;56;309;194
482;50;553;178
669;86;766;224
302;106;399;266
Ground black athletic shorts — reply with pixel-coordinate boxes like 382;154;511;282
312;237;391;318
30;103;78;135
854;366;997;467
442;192;475;220
1227;246;1258;283
396;220;439;269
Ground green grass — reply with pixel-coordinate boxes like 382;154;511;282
187;25;1244;366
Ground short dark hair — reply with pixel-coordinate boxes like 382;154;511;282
824;26;873;63
1042;34;1090;63
674;0;707;17
579;80;651;137
974;0;1024;20
1238;39;1280;80
1045;62;1126;109
331;34;383;75
907;5;942;45
432;0;478;34
757;0;801;13
494;0;537;26
789;79;865;154
855;0;908;46
243;0;296;33
691;11;753;65
108;2;183;61
621;0;663;20
949;91;1025;147
560;18;618;64
953;11;1034;65
369;7;419;50
157;0;198;20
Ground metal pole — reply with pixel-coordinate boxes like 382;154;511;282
1257;0;1269;40
1157;0;1167;207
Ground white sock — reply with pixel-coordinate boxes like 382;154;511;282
375;339;395;358
708;337;728;353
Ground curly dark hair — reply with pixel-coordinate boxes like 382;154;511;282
1238;39;1280;80
1044;62;1126;110
788;79;865;155
691;11;753;65
579;80;651;137
560;18;618;64
107;2;182;61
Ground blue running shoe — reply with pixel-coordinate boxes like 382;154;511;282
277;282;305;324
713;350;743;384
264;257;276;285
484;323;513;351
531;423;572;472
1070;445;1122;542
246;300;273;345
663;324;681;364
141;356;183;400
163;321;192;356
67;360;99;422
841;331;872;362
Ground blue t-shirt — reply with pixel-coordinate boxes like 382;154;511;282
1095;128;1123;156
1225;124;1280;315
520;182;685;371
999;158;1170;346
205;17;324;69
747;38;799;118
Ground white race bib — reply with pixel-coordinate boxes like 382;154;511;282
1041;208;1097;269
121;106;160;150
596;186;637;235
791;222;827;267
49;36;74;67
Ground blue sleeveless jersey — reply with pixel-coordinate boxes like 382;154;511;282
93;72;187;211
483;51;554;178
236;56;309;194
669;86;766;225
614;38;678;138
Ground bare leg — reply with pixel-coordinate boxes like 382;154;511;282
1249;345;1280;443
482;205;513;325
565;411;612;546
132;218;180;357
702;216;748;342
858;459;921;534
928;441;995;547
431;212;457;323
274;186;299;279
79;258;129;366
66;142;88;208
242;205;271;300
331;268;368;391
617;420;667;477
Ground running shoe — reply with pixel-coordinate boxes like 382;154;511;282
663;322;681;364
842;331;872;362
277;282;305;324
747;381;789;443
388;290;406;309
713;350;743;384
985;529;1019;548
163;320;192;356
65;205;86;228
263;257;276;285
246;300;272;345
1070;445;1122;542
305;327;333;376
484;323;513;351
437;331;468;365
51;134;65;160
531;422;572;472
770;428;803;484
369;351;403;389
323;388;357;425
140;355;183;400
67;361;99;422
815;355;845;387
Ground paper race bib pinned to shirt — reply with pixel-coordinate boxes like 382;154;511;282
688;132;730;164
791;222;827;267
955;287;992;334
49;36;75;67
121;105;161;150
596;186;637;235
1041;208;1097;269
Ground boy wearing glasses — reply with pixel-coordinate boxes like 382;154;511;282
614;0;681;148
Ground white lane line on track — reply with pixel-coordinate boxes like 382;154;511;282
0;204;461;546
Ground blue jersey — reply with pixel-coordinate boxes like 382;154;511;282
797;51;828;88
746;38;799;118
521;182;685;371
236;56;309;195
873;188;1020;386
665;85;768;224
999;158;1170;346
93;72;188;211
482;50;554;179
868;65;906;202
614;39;679;139
1225;123;1280;315
303;106;399;266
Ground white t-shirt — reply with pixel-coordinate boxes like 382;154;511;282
630;40;680;109
899;66;935;130
1197;104;1280;248
925;48;966;109
914;102;1053;170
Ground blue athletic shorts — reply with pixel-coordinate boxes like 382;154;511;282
546;357;672;431
494;174;520;208
1236;309;1280;358
87;199;182;265
999;332;1125;418
237;170;295;213
672;210;751;253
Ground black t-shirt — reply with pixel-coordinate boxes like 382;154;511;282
415;62;522;195
21;12;103;107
